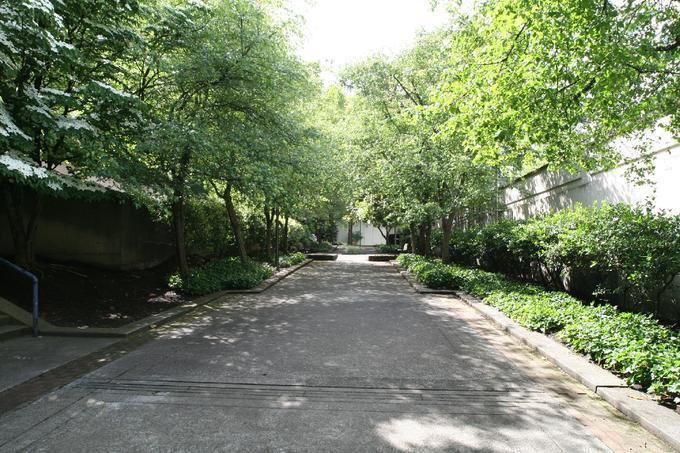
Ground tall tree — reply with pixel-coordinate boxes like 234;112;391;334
0;0;143;266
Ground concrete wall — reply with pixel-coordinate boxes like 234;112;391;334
0;190;173;270
336;221;387;246
498;125;679;320
502;125;679;220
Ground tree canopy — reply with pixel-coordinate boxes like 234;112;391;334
1;0;677;268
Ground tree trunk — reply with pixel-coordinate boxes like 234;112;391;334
282;215;289;254
377;226;388;242
223;184;248;263
1;183;42;267
264;205;273;257
274;207;280;267
441;213;455;263
171;197;190;277
347;221;353;245
418;223;428;256
171;148;191;277
409;222;418;254
425;222;433;256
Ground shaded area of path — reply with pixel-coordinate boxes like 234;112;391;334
0;258;670;452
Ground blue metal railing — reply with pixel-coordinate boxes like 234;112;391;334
0;257;39;336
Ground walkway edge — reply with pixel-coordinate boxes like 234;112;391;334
393;262;680;451
1;259;313;339
454;290;680;452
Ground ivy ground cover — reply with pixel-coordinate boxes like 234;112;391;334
397;254;680;406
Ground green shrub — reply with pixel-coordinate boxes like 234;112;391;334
378;244;401;253
410;260;462;289
278;252;307;268
443;204;680;313
308;241;335;253
169;258;274;296
185;198;233;256
558;308;680;392
448;228;481;264
485;290;586;333
396;253;680;404
396;253;426;269
474;219;518;273
286;220;311;252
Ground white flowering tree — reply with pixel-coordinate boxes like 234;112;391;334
0;0;143;266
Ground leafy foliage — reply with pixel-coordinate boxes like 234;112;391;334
410;260;463;290
307;241;335;253
278;252;307;269
377;244;401;254
169;257;273;296
434;0;680;171
445;204;680;313
398;254;680;403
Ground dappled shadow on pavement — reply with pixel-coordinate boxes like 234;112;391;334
0;260;619;451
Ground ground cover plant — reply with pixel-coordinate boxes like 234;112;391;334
442;204;680;316
169;258;274;296
377;244;401;254
0;260;184;328
278;252;307;269
307;241;336;253
396;254;680;405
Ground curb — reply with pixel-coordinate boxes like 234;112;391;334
455;290;680;451
0;259;313;339
394;263;680;451
0;260;314;412
368;254;397;262
306;253;338;261
391;261;459;295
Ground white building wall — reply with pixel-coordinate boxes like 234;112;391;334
499;124;680;320
336;221;387;245
502;125;679;220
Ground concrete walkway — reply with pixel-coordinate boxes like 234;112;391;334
0;336;116;394
0;259;671;452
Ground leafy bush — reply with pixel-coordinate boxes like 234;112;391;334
443;204;680;314
278;252;307;268
307;241;335;253
397;254;462;289
396;254;679;404
185;198;234;256
448;228;480;265
474;219;518;272
286;220;311;252
396;253;425;269
558;309;680;392
378;244;401;253
169;258;274;296
485;290;587;334
415;262;462;289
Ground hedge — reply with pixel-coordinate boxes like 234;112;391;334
169;258;274;296
397;254;680;404
278;252;307;268
438;203;680;314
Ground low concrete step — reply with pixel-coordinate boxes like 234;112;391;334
0;324;30;341
306;253;338;261
368;254;397;262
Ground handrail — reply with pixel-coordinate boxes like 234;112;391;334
0;257;39;337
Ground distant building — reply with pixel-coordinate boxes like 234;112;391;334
500;121;679;219
335;221;399;246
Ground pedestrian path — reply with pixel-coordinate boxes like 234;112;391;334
0;260;671;452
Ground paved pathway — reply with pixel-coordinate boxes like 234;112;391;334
0;259;671;452
0;336;116;394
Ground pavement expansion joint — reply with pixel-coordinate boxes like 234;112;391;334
75;378;552;408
